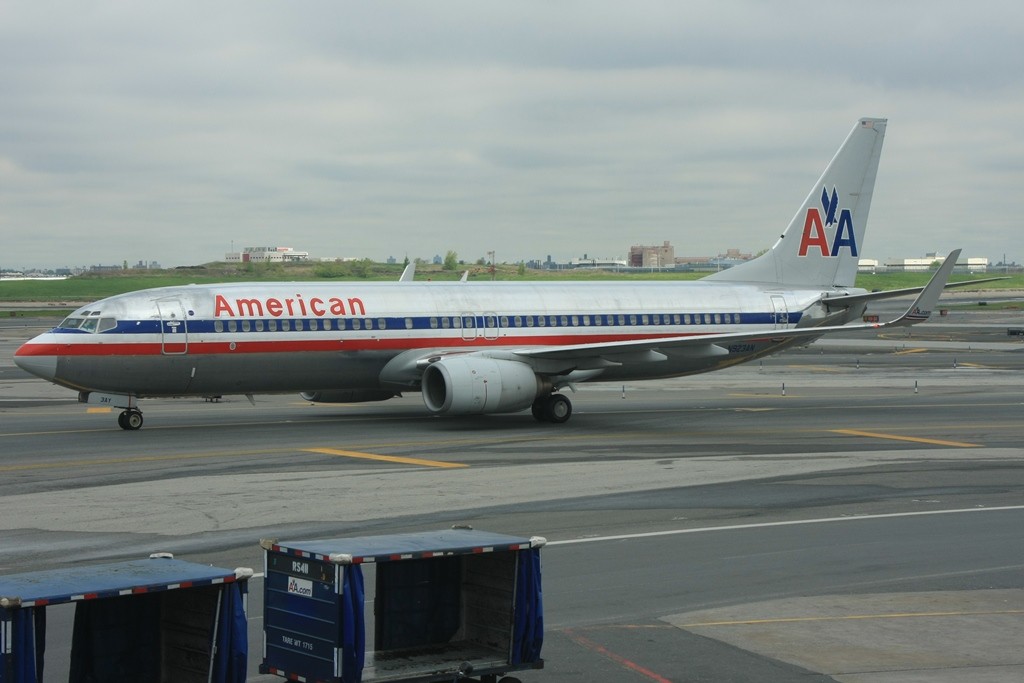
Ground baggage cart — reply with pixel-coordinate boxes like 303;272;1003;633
260;528;545;682
0;554;251;683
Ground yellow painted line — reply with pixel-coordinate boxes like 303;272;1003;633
0;446;467;473
86;407;112;414
832;429;981;448
682;609;1024;628
728;393;798;399
894;347;928;355
785;364;841;373
304;447;468;469
0;448;291;473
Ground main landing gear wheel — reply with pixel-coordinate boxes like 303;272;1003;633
118;409;144;431
532;393;572;424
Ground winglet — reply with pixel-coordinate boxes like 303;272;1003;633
399;261;416;282
887;249;961;327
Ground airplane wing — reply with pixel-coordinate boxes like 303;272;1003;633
821;275;1006;312
513;249;961;364
382;251;961;386
399;262;416;282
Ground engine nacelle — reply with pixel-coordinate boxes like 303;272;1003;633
421;357;545;415
299;390;398;403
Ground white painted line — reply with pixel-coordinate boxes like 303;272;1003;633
242;506;1024;582
545;505;1024;546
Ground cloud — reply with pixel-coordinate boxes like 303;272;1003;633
1;1;1023;269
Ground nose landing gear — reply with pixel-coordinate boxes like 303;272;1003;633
79;392;144;431
117;409;144;431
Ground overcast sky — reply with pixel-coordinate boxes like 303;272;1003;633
2;1;1022;270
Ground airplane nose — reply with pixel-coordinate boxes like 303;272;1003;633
13;344;58;381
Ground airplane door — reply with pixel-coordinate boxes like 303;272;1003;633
156;299;189;355
461;313;477;341
482;312;499;340
770;295;789;330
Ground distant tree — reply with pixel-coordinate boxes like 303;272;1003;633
314;262;347;278
403;256;410;267
350;258;374;278
517;261;526;276
443;250;459;271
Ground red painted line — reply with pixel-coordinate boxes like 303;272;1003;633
564;628;673;683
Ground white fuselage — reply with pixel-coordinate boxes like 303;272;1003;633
15;279;855;398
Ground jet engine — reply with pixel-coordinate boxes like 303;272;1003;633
421;357;546;415
299;390;398;403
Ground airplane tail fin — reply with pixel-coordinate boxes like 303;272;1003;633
706;118;887;288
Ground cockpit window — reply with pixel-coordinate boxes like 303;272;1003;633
58;309;117;333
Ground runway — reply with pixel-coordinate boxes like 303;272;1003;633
1;309;1023;681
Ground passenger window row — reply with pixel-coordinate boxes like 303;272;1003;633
208;313;743;333
60;313;746;334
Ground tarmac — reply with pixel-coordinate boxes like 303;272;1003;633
670;589;1024;682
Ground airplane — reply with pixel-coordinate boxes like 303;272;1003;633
14;118;979;429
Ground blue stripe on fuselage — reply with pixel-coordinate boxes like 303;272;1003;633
48;310;803;335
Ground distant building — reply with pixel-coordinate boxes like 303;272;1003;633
885;253;989;273
225;246;309;263
628;241;674;268
858;258;880;273
569;255;628;268
674;248;754;271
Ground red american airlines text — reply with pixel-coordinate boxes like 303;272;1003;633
214;293;366;318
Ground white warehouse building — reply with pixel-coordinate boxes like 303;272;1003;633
225;246;310;263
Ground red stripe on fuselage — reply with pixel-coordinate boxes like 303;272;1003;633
15;332;707;357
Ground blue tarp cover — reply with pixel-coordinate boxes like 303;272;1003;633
0;558;240;608
273;529;540;564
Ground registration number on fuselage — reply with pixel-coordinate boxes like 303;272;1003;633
727;343;756;354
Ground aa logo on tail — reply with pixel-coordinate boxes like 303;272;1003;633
798;186;858;257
